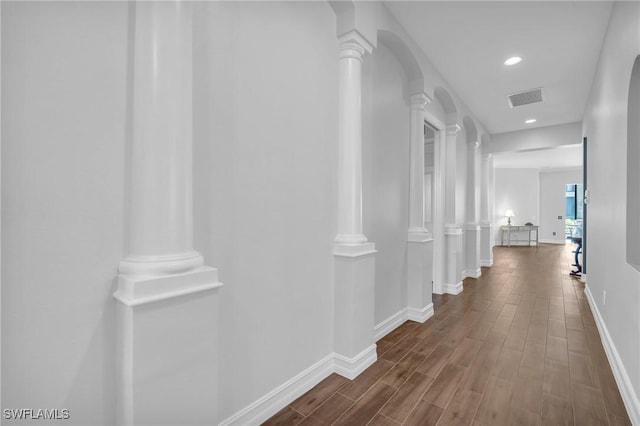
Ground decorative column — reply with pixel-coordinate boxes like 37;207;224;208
480;153;494;267
114;2;221;424
335;32;370;246
464;140;481;278
406;93;434;322
408;94;431;241
333;30;377;379
444;124;463;294
432;129;446;295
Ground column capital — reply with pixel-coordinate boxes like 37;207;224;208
410;93;432;110
483;153;492;160
338;30;374;59
446;124;462;136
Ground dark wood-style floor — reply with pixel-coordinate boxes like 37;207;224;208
263;244;631;425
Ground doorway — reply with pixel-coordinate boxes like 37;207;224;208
565;183;584;240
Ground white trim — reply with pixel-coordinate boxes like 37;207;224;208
408;303;434;323
444;225;463;236
462;268;481;279
444;281;463;295
433;282;444;295
374;308;409;341
480;259;493;267
337;29;374;54
219;346;377;426
407;230;433;243
333;344;377;380
539;239;566;245
584;285;640;425
334;242;377;257
114;267;222;307
219;354;335;426
424;109;445;130
374;304;435;341
114;282;221;307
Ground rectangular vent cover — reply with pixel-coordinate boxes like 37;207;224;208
507;88;543;108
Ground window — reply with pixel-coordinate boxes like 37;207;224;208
565;183;583;239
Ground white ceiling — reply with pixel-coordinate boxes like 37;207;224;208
386;1;613;135
492;144;583;169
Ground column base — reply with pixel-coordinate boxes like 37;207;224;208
444;226;463;295
480;222;494;268
333;344;377;380
444;282;463;295
464;224;481;279
408;228;433;242
118;250;204;278
334;242;376;376
462;268;482;279
335;233;368;246
115;267;222;425
407;239;434;322
408;303;435;323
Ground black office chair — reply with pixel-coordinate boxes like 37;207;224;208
570;237;582;277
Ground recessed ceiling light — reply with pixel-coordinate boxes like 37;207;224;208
504;56;522;66
525;118;537;124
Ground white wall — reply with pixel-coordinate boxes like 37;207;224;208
1;3;128;424
192;2;338;421
539;169;582;244
488;121;582;154
582;1;640;419
0;2;502;424
362;42;411;326
493;169;539;245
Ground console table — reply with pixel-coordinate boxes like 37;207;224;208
501;225;539;247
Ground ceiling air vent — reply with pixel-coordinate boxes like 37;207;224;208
507;88;543;108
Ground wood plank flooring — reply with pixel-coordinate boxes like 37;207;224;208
263;244;631;425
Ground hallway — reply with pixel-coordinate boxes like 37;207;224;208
264;244;630;425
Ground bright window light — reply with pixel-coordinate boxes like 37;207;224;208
504;56;522;66
525;118;537;124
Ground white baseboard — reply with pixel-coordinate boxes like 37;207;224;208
333;344;377;380
408;303;434;323
219;344;378;426
374;303;435;342
584;285;640;425
480;259;493;267
462;268;481;279
374;308;409;341
539;239;566;244
444;281;463;295
219;354;334;426
223;304;436;426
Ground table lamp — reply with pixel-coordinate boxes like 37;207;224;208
505;209;514;226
